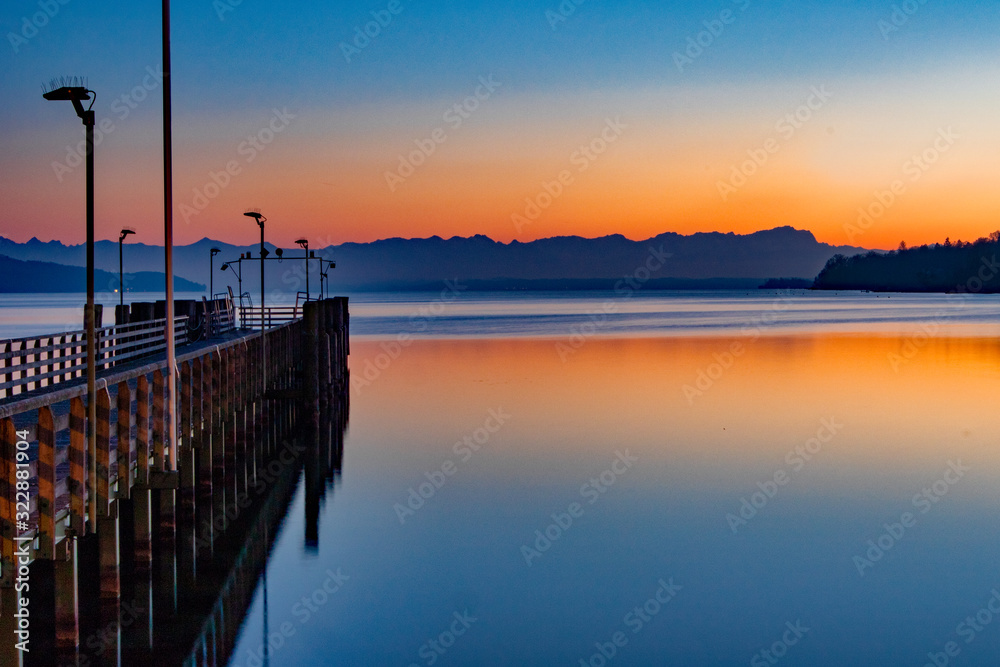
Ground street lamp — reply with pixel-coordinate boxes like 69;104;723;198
119;228;136;307
244;208;266;331
209;247;221;299
221;260;243;301
43;77;99;510
319;259;336;300
295;238;310;301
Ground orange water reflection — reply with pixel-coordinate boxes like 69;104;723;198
351;334;1000;497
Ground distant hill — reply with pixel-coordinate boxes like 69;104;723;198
814;232;1000;292
0;226;869;293
0;254;204;293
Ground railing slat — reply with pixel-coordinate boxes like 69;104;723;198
0;316;190;399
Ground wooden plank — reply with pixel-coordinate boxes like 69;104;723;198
37;405;56;559
69;397;86;536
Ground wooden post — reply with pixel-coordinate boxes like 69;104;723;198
0;418;16;588
303;302;320;431
177;359;196;591
199;353;215;554
153;370;165;473
135;374;150;486
37;407;56;559
133;375;152;566
68;398;86;537
96;387;112;518
117;381;132;500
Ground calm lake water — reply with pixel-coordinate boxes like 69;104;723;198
5;291;1000;665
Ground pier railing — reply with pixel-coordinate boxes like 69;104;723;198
0;297;350;666
239;305;302;330
0;317;190;400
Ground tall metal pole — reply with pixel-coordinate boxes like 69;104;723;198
163;0;177;471
260;224;265;331
210;253;214;299
305;244;309;302
84;104;97;524
119;237;124;308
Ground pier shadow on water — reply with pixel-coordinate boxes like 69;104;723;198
86;393;347;667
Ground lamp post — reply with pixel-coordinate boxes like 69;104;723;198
244;209;266;331
221;258;244;328
221;259;243;302
210;247;221;298
319;259;336;300
295;238;310;301
119;228;135;307
43;79;98;515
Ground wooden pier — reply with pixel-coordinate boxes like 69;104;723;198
0;298;349;666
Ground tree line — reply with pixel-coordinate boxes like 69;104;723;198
814;231;1000;292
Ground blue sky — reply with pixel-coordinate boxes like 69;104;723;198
3;1;1000;248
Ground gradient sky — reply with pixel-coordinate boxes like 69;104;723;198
2;0;1000;250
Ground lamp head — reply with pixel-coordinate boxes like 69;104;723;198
119;228;136;242
210;247;221;257
220;263;229;271
244;208;265;226
42;77;91;102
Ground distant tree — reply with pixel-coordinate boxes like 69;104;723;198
944;237;952;247
898;240;907;252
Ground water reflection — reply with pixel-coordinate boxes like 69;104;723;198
140;392;349;666
223;333;1000;665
